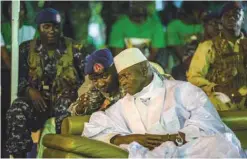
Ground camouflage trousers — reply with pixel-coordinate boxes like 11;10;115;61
5;95;73;156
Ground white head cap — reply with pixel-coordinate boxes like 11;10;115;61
114;48;147;73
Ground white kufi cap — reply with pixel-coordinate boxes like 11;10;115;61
114;48;147;73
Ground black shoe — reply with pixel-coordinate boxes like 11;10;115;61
11;152;27;158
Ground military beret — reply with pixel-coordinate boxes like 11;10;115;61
84;49;114;75
35;8;61;25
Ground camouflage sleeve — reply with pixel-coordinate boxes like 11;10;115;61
17;41;31;97
72;42;89;83
68;86;105;116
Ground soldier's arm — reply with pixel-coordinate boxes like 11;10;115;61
69;86;105;116
1;46;11;69
72;42;90;83
17;41;32;97
187;40;216;95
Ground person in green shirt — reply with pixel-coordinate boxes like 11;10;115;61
1;1;38;69
166;2;206;80
166;1;205;63
109;1;165;62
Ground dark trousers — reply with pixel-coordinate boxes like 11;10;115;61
1;69;11;157
172;64;187;81
5;94;73;156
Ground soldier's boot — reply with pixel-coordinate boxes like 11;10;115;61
9;152;27;158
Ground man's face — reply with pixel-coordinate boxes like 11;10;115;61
221;8;244;33
118;62;148;95
89;66;118;93
129;3;148;24
204;19;220;38
39;23;61;45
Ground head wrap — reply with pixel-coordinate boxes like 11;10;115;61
220;2;243;17
84;49;113;75
35;8;61;25
114;48;147;73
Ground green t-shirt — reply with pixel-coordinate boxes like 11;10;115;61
166;19;204;46
109;15;165;49
1;22;39;52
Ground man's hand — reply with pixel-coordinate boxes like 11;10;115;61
28;87;47;112
1;46;11;69
75;93;91;114
111;134;164;150
111;132;187;150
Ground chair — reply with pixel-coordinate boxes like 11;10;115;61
42;111;247;158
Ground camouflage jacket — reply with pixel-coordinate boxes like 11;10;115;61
188;33;247;95
18;37;89;105
206;34;247;89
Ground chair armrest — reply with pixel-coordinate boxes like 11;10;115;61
43;148;84;158
218;110;247;131
61;115;90;135
43;134;128;158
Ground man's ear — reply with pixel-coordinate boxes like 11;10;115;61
38;25;41;32
140;61;149;76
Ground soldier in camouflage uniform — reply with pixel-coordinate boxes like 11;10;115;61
187;2;247;111
5;8;88;157
68;49;124;115
37;49;124;157
37;48;172;157
68;49;172;115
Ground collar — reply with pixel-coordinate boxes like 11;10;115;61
133;73;163;99
219;32;245;47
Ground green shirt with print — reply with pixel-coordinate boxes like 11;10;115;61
109;15;165;48
166;19;204;46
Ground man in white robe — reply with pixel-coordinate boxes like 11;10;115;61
83;48;246;158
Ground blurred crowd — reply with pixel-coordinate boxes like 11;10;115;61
1;1;247;71
2;1;247;71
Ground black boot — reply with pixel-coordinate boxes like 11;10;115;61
11;152;27;158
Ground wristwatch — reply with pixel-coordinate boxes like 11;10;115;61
175;134;184;146
168;133;184;146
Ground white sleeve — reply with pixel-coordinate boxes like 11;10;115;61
177;82;239;144
0;32;5;47
82;101;130;143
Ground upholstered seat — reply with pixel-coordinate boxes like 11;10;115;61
42;111;247;158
